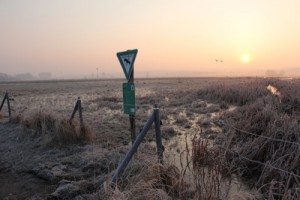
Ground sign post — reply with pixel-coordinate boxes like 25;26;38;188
117;49;138;144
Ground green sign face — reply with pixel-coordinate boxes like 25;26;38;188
117;49;138;81
122;82;136;115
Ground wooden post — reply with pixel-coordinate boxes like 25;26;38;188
0;92;7;111
129;67;136;144
78;97;83;129
7;93;11;121
112;112;155;185
154;104;163;164
69;97;79;122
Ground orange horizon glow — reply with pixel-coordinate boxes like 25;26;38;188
0;1;300;77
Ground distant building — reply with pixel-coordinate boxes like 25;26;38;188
38;72;52;80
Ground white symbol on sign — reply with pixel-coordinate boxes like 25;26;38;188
120;54;134;74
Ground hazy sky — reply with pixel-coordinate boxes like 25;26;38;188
1;0;300;77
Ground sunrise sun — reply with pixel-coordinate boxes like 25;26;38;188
241;54;250;63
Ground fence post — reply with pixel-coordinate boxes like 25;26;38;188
6;93;11;121
0;92;7;111
154;104;163;164
111;112;155;185
69;97;79;122
77;97;83;129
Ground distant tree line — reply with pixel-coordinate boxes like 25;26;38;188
265;70;285;77
0;72;52;81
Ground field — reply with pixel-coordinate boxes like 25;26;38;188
0;77;299;199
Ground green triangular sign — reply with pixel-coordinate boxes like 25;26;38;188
117;49;138;81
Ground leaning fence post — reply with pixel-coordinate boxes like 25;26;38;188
69;97;79;122
0;92;7;111
154;104;163;164
111;112;155;185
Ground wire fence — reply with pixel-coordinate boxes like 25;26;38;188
216;121;300;180
225;123;300;146
217;145;300;179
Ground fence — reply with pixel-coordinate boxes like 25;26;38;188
228;125;300;146
218;145;300;179
69;97;84;128
0;92;13;121
216;122;300;179
111;104;163;185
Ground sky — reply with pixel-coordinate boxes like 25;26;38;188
0;0;300;78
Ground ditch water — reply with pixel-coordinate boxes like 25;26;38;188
155;104;255;198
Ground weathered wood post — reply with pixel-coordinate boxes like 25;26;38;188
154;104;163;164
6;92;11;121
111;105;164;186
69;97;79;122
111;111;155;185
0;92;12;121
77;97;83;129
0;92;7;111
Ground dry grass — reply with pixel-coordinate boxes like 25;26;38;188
21;109;94;145
210;78;300;199
192;136;231;199
269;79;300;114
197;79;270;106
2;77;299;199
9;113;22;124
103;153;190;200
161;126;176;138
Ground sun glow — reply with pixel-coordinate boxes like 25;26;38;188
241;54;250;63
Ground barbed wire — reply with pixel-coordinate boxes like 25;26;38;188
217;145;300;179
222;123;300;147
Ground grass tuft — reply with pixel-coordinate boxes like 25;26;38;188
21;109;94;145
104;153;190;200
